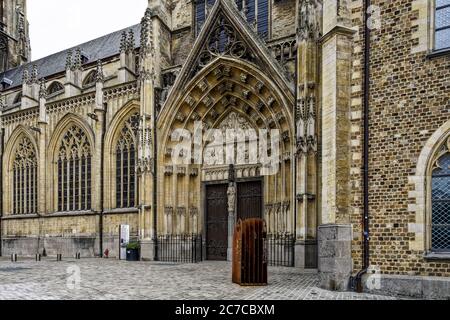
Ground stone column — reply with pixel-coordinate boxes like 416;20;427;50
294;0;321;269
319;0;355;290
227;182;236;262
37;79;48;214
138;7;158;260
93;60;105;255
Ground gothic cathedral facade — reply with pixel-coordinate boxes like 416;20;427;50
0;0;449;298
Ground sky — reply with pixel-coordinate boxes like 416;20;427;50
28;0;148;61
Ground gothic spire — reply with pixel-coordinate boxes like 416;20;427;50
140;8;153;55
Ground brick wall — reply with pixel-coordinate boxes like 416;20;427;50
350;0;450;276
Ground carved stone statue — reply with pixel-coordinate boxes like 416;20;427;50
227;182;236;214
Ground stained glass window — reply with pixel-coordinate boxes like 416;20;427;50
57;125;92;212
115;113;139;208
435;0;450;50
12;136;37;215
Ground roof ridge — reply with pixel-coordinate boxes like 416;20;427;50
1;23;141;77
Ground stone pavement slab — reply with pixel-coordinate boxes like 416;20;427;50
0;258;404;300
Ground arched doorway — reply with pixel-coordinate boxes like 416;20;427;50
158;57;295;261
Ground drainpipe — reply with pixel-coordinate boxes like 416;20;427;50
293;52;298;240
0;127;4;256
354;0;371;292
153;90;158;261
99;102;107;257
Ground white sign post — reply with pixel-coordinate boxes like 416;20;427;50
119;225;130;260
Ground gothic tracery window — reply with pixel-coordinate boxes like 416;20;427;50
435;0;450;50
115;113;139;208
431;152;450;252
57;125;92;212
12;136;37;215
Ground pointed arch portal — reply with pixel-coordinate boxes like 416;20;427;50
155;3;297;263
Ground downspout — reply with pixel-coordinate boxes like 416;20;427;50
0;127;4;256
99;102;107;257
153;90;158;261
354;0;371;292
293;51;298;241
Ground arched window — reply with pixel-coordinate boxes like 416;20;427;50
115;113;139;208
431;152;450;252
57;125;92;212
83;70;97;87
434;0;450;51
47;81;64;95
12;136;37;215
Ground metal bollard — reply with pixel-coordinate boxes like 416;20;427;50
11;254;18;262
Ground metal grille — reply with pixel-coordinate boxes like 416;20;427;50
432;153;450;252
157;234;203;263
266;233;295;267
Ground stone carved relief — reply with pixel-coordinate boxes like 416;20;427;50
218;112;252;133
137;115;153;174
227;182;236;214
297;0;322;41
296;93;317;156
265;201;291;235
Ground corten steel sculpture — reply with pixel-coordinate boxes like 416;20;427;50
232;218;267;286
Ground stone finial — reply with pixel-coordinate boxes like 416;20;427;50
39;79;47;99
31;65;38;84
73;48;82;70
127;30;135;52
95;60;104;83
120;31;127;53
65;50;73;70
140;8;153;54
22;68;30;84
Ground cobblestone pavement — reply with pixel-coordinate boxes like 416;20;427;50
0;258;404;300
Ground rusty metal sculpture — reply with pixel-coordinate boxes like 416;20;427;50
232;218;268;286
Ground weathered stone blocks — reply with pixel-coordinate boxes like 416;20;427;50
318;224;353;291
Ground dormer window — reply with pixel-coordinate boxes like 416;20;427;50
47;81;65;96
83;70;98;88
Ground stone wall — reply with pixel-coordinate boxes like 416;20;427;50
271;0;296;39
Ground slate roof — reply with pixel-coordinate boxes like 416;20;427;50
0;24;141;90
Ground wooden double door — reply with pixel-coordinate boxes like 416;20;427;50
205;180;263;261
